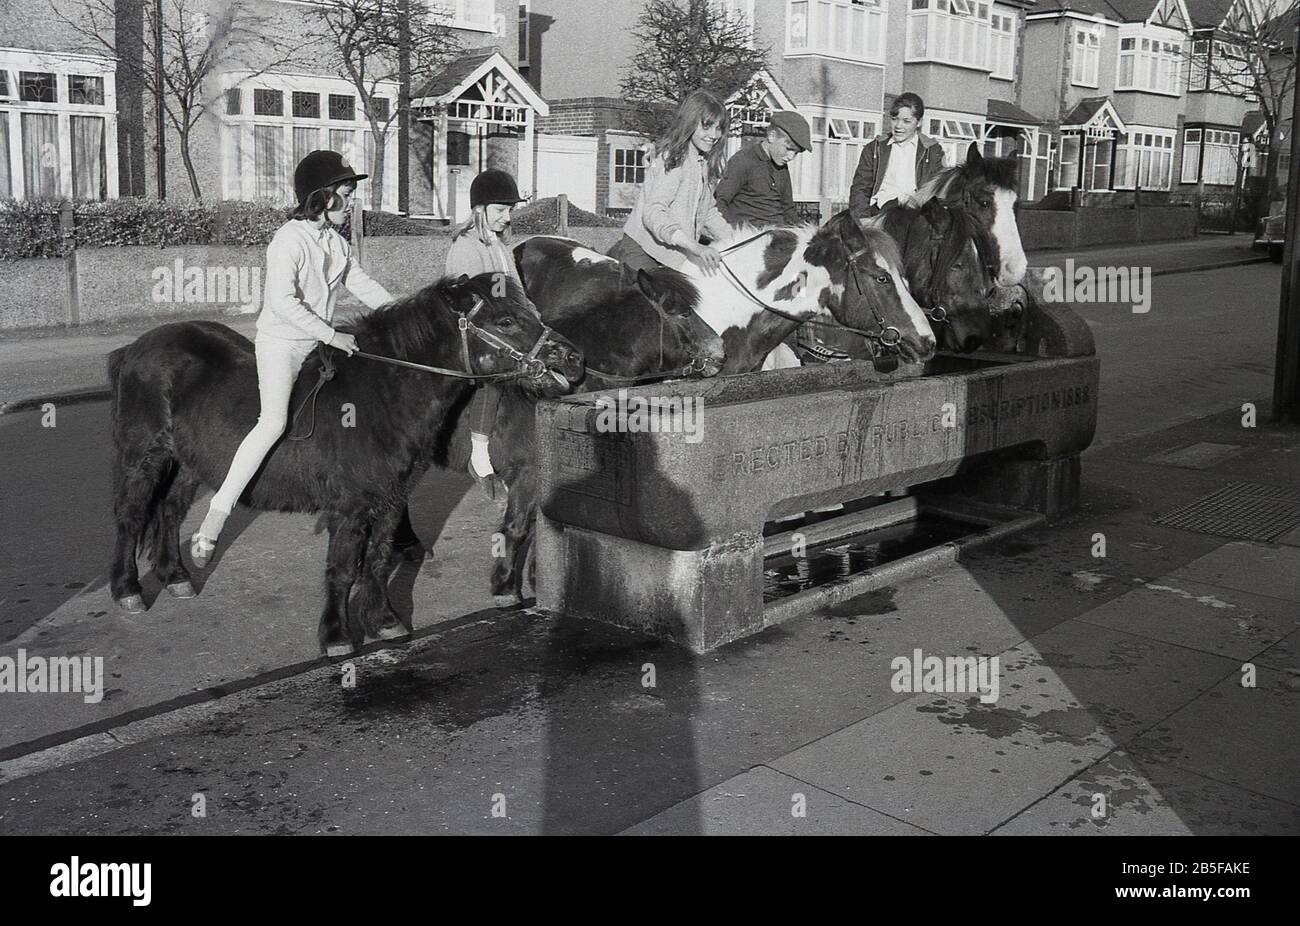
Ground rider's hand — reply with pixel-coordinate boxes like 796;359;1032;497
689;244;723;276
330;331;358;355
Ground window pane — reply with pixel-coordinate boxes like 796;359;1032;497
68;75;104;105
71;115;106;200
293;126;317;169
21;112;60;196
254;124;285;200
329;129;357;165
253;89;283;116
790;2;807;48
370;97;390;121
328;94;355;121
20;72;56;103
292;92;320;119
226;88;241;115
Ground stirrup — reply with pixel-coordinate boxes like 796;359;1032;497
190;532;217;568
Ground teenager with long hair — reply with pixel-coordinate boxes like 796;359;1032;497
607;90;733;275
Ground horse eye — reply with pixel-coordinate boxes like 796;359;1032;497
977;198;992;208
497;317;515;329
875;274;889;285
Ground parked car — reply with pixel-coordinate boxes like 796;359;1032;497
1255;201;1286;262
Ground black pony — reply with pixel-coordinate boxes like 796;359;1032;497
107;274;583;654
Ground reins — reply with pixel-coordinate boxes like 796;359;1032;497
287;291;559;441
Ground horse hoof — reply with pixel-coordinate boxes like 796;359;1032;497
376;624;411;641
492;593;522;610
324;642;355;658
117;594;147;614
166;580;197;599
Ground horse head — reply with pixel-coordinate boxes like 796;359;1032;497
628;263;726;377
438;273;585;396
814;211;937;364
911;199;1000;353
915;143;1027;287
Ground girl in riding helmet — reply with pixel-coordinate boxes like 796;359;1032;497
608;89;733;276
447;168;527;501
189;150;396;567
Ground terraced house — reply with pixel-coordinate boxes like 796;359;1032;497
523;0;1273;216
1022;0;1264;202
1;0;541;219
1;0;1274;219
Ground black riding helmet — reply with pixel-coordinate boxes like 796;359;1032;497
470;169;525;208
294;150;367;207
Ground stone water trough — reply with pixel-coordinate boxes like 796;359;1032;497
534;291;1099;652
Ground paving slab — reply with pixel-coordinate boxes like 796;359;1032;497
1129;667;1300;806
1254;629;1300;675
1076;577;1299;662
992;749;1300;835
622;765;933;836
1167;541;1300;603
920;619;1237;748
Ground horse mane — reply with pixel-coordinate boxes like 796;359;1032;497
343;274;509;359
639;263;702;315
911;152;1020;207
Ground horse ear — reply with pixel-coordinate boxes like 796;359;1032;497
966;142;983;165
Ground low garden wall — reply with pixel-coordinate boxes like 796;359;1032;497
1018;205;1196;251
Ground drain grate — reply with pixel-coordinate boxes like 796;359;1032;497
1156;481;1300;541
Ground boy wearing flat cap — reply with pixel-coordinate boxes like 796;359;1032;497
714;110;811;228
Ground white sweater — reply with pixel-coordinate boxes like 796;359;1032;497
255;220;395;343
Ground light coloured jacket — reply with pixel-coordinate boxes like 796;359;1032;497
623;150;732;269
256;220;394;344
445;231;521;284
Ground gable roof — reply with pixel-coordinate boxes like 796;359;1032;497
412;49;549;116
987;99;1045;126
1062;96;1128;132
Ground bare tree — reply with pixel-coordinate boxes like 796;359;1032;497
305;0;462;211
619;0;771;139
51;0;297;200
1185;0;1298;213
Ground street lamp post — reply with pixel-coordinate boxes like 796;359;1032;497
153;0;165;199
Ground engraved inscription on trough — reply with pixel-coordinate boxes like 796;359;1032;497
719;382;1092;478
556;431;631;503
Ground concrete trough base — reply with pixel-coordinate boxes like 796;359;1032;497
537;493;1046;654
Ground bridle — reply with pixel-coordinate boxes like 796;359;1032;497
916;198;999;330
355;290;559;383
715;229;910;353
289;287;564;441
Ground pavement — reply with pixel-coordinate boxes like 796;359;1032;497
0;234;1296;835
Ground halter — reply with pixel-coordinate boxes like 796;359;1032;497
916;200;998;328
715;229;906;351
355;293;557;382
581;289;718;385
288;290;563;441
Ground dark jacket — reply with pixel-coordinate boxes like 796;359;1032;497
848;133;946;220
714;142;797;227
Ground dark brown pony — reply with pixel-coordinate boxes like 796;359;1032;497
107;274;582;654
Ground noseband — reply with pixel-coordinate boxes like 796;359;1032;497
920;202;998;328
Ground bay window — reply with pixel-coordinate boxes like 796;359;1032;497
1117;31;1181;94
225;74;397;207
1071;25;1100;87
787;0;886;65
989;9;1016;79
791;108;878;204
0;51;117;201
1114;130;1174;190
927;113;982;166
1182;128;1240;185
907;0;991;70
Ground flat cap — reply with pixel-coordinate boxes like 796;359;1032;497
769;111;811;152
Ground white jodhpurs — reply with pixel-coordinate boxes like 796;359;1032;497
208;335;317;515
